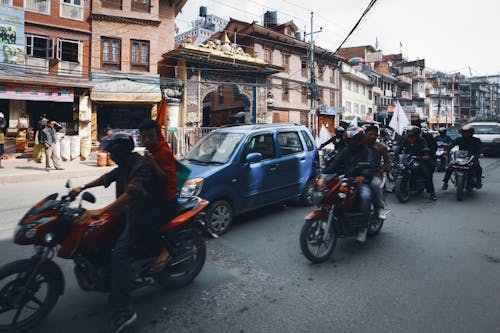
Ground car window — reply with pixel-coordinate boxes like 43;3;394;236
278;131;304;156
242;133;276;161
471;124;500;134
301;130;314;151
185;132;244;164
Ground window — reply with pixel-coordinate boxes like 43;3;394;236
361;86;366;96
345;101;351;113
264;48;272;63
102;0;122;9
301;85;308;103
317;88;324;104
57;39;79;62
301;130;314;151
26;35;53;59
361;105;366;115
101;37;120;68
131;40;149;69
131;0;150;12
278;131;304;156
330;89;335;107
354;103;359;114
330;70;336;84
243;134;275;160
1;0;13;5
24;0;50;14
368;90;373;100
318;64;324;81
301;58;308;77
345;80;351;91
282;54;290;72
282;80;289;102
354;83;359;94
60;0;84;20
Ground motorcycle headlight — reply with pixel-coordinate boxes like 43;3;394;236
180;178;204;197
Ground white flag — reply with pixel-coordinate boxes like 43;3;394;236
316;124;331;147
348;116;358;128
388;101;410;135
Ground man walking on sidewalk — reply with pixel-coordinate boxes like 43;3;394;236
41;121;63;171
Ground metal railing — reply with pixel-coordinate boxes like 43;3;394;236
165;127;217;157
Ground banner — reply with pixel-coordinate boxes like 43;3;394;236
0;4;25;65
0;85;73;102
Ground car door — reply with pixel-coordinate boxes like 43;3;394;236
236;132;281;209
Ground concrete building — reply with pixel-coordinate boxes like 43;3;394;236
340;62;373;123
175;7;228;46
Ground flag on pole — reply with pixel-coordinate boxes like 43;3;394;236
388;101;410;135
155;95;167;141
348;116;358;128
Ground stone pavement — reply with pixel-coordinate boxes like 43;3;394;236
0;155;115;185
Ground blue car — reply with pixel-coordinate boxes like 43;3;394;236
180;123;319;235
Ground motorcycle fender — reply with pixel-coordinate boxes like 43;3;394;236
305;210;328;220
31;256;65;295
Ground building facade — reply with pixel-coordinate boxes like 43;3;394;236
175;7;228;46
340;62;373;122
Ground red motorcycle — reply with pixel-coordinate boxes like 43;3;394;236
0;182;211;333
300;170;384;263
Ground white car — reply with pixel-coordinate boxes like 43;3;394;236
467;122;500;156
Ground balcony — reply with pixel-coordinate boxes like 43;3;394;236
24;0;50;14
398;91;412;100
60;2;84;21
25;56;49;74
412;92;426;99
58;61;83;77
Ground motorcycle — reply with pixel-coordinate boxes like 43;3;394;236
385;141;399;183
449;150;479;201
435;140;449;172
394;154;428;203
0;181;213;333
300;169;384;264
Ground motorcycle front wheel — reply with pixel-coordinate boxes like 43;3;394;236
154;230;206;290
300;218;336;264
0;259;61;333
456;174;465;201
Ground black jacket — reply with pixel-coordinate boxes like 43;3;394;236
396;136;429;156
324;145;374;181
448;136;482;156
422;132;437;155
320;136;346;151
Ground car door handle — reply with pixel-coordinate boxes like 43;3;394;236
300;157;306;162
269;164;278;171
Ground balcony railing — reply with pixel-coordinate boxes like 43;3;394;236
24;0;50;14
60;2;84;21
58;60;83;77
398;91;412;100
25;56;49;74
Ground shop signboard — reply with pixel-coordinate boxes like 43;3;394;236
365;52;382;63
0;85;74;102
0;4;25;66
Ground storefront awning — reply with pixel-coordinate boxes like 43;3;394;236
90;73;162;103
90;91;161;102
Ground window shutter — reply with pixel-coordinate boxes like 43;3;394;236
48;38;55;59
78;41;82;64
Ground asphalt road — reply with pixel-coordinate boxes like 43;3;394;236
1;159;500;333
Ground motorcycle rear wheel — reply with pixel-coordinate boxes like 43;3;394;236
0;259;61;333
154;231;206;290
300;218;336;264
395;179;410;203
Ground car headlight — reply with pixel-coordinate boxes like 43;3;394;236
180;178;204;197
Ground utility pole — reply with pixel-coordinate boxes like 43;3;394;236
437;74;442;128
304;12;322;137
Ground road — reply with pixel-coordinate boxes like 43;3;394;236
1;159;500;333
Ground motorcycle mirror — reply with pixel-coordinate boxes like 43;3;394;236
65;180;72;189
81;192;96;204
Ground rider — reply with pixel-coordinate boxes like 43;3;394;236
441;124;483;190
320;125;346;151
436;127;453;146
364;125;390;219
323;127;373;242
70;134;156;333
396;125;437;201
137;119;179;273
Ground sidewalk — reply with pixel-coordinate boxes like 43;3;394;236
0;155;114;185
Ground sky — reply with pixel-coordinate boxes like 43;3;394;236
176;0;500;77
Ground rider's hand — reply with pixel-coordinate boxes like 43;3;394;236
77;209;103;225
69;187;83;197
354;176;365;184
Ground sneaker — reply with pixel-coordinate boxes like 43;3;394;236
111;311;137;333
355;228;367;243
441;182;448;191
378;209;391;220
430;193;437;201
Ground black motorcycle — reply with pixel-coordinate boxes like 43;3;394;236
394;154;428;203
435;140;449;172
448;150;479;201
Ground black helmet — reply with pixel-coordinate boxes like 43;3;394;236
345;126;365;142
407;125;421;137
461;124;474;134
334;126;345;134
438;127;447;135
103;133;134;159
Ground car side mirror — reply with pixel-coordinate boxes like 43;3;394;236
246;152;262;164
82;192;96;204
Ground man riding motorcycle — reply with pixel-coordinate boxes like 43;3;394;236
436;127;453;145
323;127;373;242
364;125;390;219
320;125;346;151
396;126;437;201
70;133;156;333
442;124;483;190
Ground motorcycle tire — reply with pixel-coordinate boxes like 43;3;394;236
154;231;206;290
0;259;61;333
299;178;316;206
395;179;411;203
300;218;336;264
456;174;465;201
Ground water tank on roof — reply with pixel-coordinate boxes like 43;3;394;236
199;6;207;17
264;11;278;28
295;31;302;40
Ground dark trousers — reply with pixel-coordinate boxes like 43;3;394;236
109;223;133;312
420;161;435;194
139;198;178;255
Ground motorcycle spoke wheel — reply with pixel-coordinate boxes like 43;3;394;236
300;219;336;264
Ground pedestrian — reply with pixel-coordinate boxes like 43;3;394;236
0;111;5;168
41;121;64;171
33;118;47;164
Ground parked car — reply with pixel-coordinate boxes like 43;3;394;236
467;122;500;155
180;123;319;235
447;126;461;140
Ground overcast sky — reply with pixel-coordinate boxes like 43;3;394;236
176;0;499;77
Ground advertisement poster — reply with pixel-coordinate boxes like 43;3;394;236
0;4;25;65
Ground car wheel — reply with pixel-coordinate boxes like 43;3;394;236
206;200;233;236
300;178;315;206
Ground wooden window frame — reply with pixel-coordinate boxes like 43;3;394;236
25;35;54;59
301;58;308;77
101;37;121;68
282;80;289;102
130;39;149;70
301;85;308;104
282;54;290;73
102;0;121;9
131;0;150;13
264;48;272;64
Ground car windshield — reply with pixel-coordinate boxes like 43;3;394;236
184;132;244;164
471;125;500;134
